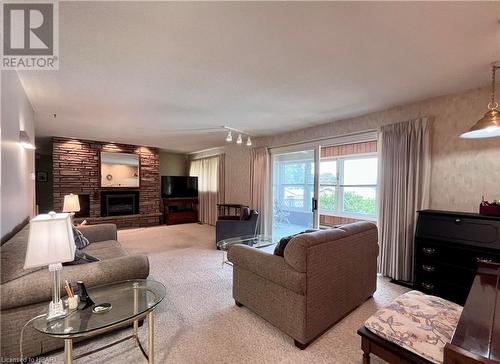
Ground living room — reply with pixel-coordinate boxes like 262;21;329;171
1;1;500;364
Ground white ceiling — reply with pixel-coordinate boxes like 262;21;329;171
19;1;500;153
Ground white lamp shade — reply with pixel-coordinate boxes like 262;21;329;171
24;212;76;269
63;194;80;213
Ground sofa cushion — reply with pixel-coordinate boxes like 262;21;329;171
0;226;42;284
364;290;463;364
82;240;129;260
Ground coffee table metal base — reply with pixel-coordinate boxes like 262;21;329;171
62;311;155;364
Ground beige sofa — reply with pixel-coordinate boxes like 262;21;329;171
227;221;378;349
0;224;149;360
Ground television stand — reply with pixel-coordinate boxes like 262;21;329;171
162;197;199;225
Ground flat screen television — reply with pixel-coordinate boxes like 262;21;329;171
161;176;198;198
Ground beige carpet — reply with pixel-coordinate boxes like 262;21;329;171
50;223;408;364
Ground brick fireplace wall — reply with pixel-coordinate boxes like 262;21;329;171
52;137;161;228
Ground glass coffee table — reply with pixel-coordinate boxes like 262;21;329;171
216;234;275;267
33;279;166;364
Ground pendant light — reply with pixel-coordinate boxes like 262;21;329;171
246;136;252;146
460;63;500;138
236;134;243;144
226;130;233;142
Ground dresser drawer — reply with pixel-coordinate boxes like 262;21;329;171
415;241;500;268
414;263;475;287
416;214;500;248
416;279;469;305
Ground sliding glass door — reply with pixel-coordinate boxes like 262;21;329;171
270;148;319;240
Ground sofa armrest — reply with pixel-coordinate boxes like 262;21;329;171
227;245;306;295
1;255;149;310
78;224;117;243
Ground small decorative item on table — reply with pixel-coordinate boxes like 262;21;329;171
76;281;95;310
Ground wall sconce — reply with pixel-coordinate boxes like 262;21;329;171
19;130;35;149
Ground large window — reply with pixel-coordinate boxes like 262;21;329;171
319;155;377;219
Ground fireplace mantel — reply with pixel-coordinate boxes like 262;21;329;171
52;137;160;228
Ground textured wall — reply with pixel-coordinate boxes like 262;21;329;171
215;86;499;213
159;151;188;176
189;144;251;206
1;72;36;241
52;137;160;227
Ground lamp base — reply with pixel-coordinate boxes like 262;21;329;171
47;300;66;321
47;263;67;320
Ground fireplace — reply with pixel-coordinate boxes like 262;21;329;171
101;191;139;217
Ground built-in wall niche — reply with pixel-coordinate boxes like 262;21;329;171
100;152;139;188
74;194;90;218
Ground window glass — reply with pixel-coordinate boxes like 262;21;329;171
283;186;304;209
343;158;377;185
283;163;305;184
319;186;336;211
342;187;377;215
320;160;337;185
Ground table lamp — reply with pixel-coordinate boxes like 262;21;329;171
63;194;80;216
24;212;76;320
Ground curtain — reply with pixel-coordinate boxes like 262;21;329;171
249;148;269;234
189;155;225;225
378;117;431;282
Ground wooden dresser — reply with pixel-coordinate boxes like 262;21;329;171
414;210;500;305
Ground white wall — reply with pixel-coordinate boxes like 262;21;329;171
159;151;188;176
1;71;36;241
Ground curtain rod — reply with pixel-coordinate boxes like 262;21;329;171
189;128;378;156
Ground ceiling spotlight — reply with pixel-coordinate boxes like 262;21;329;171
236;134;243;144
246;136;252;146
226;131;232;142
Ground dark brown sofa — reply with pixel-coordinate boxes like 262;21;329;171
0;224;149;360
228;221;379;349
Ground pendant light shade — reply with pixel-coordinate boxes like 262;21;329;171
226;131;232;142
460;63;500;139
246;136;252;146
236;134;243;144
460;109;500;138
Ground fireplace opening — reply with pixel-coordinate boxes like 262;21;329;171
101;191;139;217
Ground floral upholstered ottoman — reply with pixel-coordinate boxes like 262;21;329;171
364;290;463;364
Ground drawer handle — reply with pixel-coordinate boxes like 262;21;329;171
422;282;434;290
422;265;435;272
476;257;493;263
455;218;461;224
422;247;436;255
